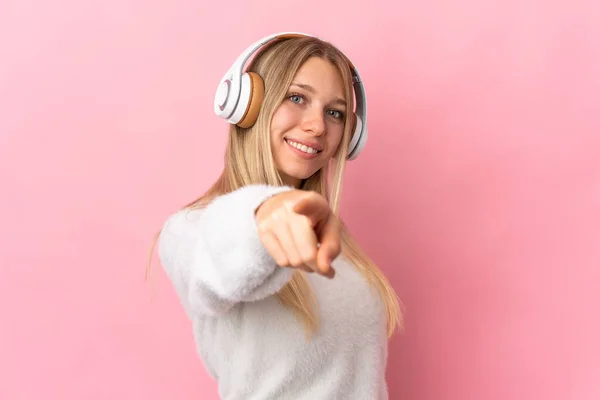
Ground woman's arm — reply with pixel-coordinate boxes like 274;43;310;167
158;184;295;318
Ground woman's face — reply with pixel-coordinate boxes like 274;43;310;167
270;57;347;188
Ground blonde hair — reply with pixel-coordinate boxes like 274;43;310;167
148;36;403;338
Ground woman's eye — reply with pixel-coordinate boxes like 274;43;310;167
289;94;304;104
328;110;344;119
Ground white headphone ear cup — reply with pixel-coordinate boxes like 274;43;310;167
228;73;252;125
347;113;364;160
214;79;231;118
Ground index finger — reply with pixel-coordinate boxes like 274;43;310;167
290;192;328;227
315;213;341;275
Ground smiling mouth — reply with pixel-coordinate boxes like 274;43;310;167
284;138;322;154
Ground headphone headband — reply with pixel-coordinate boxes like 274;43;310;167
214;32;368;160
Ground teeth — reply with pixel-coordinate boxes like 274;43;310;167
286;139;319;154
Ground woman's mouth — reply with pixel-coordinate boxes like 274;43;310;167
284;138;322;157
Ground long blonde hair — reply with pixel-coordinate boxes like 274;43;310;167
148;36;403;338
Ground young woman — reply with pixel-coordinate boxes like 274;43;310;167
152;32;403;399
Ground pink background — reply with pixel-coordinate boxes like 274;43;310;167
1;0;599;399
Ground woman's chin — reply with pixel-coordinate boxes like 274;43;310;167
278;168;318;186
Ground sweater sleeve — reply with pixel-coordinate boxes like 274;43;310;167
157;184;296;317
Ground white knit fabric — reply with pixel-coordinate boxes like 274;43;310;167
158;184;389;399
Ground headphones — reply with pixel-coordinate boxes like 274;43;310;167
213;32;368;160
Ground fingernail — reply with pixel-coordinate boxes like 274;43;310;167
327;267;335;279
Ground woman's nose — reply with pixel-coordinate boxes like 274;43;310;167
301;108;326;136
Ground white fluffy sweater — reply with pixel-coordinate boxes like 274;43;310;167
158;184;389;399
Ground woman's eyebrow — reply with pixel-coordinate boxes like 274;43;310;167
290;82;347;106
